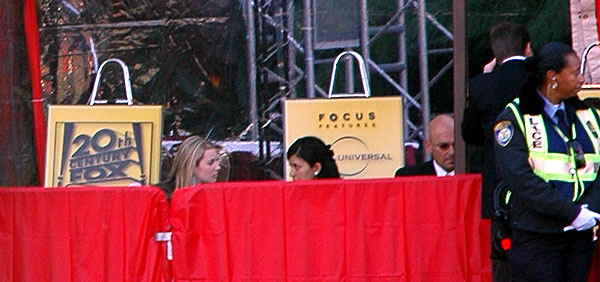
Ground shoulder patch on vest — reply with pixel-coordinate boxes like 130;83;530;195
494;120;514;147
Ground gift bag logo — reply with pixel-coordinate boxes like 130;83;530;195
57;122;148;186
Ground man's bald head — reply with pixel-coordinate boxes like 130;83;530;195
426;114;455;172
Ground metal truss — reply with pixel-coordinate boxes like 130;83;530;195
243;0;454;164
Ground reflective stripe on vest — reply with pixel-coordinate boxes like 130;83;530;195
506;101;600;201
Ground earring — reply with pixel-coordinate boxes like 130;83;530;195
314;170;320;176
551;77;558;89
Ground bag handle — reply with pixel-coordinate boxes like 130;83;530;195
88;58;134;105
581;41;600;80
327;51;371;98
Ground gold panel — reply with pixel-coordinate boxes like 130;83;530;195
578;84;600;100
284;97;404;179
45;105;163;187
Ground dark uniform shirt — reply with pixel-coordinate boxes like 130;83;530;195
494;93;600;233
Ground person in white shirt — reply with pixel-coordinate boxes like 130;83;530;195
395;114;455;177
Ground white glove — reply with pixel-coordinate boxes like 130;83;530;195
564;205;600;231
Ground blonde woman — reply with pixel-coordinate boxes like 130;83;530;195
161;136;222;196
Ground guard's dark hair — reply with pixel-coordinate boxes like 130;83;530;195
489;22;530;62
286;136;341;179
523;42;576;89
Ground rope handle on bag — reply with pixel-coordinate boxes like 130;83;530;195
88;58;133;106
327;51;371;99
581;41;600;80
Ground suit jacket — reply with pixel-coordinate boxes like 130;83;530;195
394;160;435;176
462;59;528;218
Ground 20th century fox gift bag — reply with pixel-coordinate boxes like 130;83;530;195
44;59;162;187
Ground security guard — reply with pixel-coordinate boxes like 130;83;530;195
495;42;600;282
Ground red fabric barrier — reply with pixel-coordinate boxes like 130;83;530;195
24;0;46;184
170;175;492;282
4;176;596;281
589;242;600;281
0;187;169;282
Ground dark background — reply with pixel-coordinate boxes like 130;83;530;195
0;0;573;186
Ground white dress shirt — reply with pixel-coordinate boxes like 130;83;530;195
502;56;527;64
433;160;455;177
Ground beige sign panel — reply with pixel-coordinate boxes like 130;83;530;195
578;84;600;100
284;97;404;179
45;105;162;187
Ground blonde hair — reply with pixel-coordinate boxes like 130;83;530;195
166;136;222;189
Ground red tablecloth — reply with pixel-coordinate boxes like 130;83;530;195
170;175;491;281
0;187;169;282
5;175;598;281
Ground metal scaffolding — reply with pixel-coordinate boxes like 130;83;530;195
243;0;454;171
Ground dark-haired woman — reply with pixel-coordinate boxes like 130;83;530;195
286;136;341;180
495;42;600;281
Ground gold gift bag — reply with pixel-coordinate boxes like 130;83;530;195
284;51;404;179
577;42;600;101
45;59;162;187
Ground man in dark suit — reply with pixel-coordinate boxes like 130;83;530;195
396;114;454;177
463;22;531;218
461;22;531;282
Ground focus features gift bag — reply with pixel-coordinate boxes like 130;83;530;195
45;59;163;187
285;51;404;179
